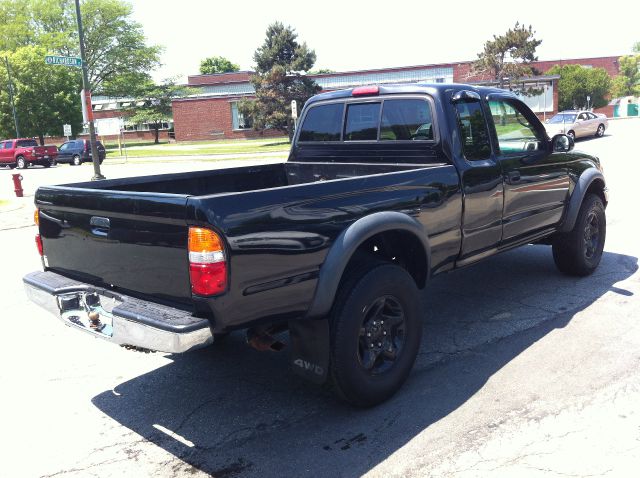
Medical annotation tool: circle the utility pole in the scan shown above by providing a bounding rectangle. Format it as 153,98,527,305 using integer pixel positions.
4,56,20,138
74,0,105,180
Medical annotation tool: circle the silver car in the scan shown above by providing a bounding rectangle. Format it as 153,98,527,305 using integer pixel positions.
544,110,608,140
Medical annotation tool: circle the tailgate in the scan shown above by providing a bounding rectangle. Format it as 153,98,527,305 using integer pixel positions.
35,146,57,156
36,186,192,305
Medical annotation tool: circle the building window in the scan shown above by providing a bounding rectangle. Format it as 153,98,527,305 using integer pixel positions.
231,102,252,130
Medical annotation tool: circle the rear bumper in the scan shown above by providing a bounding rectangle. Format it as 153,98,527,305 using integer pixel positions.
23,271,213,353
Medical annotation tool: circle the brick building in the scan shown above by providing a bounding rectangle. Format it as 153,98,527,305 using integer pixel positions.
172,55,620,142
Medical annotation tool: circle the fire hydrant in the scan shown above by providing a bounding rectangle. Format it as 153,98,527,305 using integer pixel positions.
12,173,24,198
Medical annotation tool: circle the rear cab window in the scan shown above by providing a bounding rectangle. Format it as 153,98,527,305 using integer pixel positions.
16,139,38,148
297,96,435,144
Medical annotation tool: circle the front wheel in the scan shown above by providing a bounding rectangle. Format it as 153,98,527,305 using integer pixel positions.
16,156,27,169
552,194,606,276
595,124,605,137
329,262,422,407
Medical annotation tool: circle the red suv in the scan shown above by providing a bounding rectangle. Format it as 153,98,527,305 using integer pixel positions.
0,139,58,169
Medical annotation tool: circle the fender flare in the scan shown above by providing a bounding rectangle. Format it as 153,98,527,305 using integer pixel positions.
305,211,431,319
559,169,606,233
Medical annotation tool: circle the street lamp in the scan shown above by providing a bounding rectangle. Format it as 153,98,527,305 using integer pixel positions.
74,0,105,180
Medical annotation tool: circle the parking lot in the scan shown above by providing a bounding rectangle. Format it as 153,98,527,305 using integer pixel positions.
2,120,639,477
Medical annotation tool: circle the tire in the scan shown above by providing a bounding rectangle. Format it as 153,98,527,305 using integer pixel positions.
595,124,605,137
72,154,82,166
329,261,422,407
16,156,27,169
552,194,606,276
567,130,575,140
43,162,51,168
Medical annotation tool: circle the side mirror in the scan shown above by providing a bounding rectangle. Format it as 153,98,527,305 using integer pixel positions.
551,133,574,152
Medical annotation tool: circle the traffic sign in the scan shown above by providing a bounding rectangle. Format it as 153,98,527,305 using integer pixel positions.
291,100,298,119
45,55,82,67
63,124,72,136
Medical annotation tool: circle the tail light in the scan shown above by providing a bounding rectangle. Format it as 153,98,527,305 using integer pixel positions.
34,209,43,256
35,235,43,256
188,227,227,296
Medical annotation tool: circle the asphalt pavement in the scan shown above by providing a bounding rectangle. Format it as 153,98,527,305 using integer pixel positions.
1,120,639,477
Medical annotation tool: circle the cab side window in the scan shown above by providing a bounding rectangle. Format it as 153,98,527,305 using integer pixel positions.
453,100,491,161
488,99,544,154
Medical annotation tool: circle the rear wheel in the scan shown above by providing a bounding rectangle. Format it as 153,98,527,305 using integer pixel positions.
552,194,606,276
72,154,81,166
16,156,27,169
595,124,605,137
329,261,422,407
567,130,575,140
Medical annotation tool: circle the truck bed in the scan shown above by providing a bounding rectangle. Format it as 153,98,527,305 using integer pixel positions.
36,161,457,316
74,162,425,195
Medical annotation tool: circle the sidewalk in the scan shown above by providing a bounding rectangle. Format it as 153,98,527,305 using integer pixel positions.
0,196,35,231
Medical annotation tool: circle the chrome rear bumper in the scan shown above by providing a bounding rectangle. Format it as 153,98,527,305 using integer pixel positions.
24,271,213,353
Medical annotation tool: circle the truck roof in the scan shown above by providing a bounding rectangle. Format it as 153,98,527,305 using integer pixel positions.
306,83,516,106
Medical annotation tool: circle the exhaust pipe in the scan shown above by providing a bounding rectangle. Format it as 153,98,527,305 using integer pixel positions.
246,324,286,352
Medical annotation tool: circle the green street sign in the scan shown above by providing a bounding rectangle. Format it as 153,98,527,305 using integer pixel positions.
45,55,82,67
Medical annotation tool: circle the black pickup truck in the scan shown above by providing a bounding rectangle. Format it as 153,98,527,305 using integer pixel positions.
24,84,607,406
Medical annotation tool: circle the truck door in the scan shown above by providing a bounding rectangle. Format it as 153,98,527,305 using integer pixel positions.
487,96,570,244
451,91,504,265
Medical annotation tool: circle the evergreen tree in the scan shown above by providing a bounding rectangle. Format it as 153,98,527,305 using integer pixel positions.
241,22,320,140
473,23,542,88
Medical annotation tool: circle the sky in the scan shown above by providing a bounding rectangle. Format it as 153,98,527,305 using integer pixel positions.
131,0,639,82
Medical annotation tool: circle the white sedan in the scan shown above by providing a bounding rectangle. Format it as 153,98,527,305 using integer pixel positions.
544,110,608,140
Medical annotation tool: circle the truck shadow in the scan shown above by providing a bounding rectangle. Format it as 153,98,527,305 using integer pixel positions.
92,246,637,477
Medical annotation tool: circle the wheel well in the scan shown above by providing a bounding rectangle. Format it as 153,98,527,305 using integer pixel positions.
347,230,428,288
586,178,607,207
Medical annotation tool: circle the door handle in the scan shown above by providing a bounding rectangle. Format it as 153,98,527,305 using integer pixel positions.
507,171,521,183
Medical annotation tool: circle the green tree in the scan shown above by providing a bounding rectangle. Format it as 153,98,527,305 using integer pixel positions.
0,45,82,143
473,22,542,88
240,22,320,140
547,64,612,110
123,80,186,144
0,0,162,96
199,56,239,74
610,54,640,98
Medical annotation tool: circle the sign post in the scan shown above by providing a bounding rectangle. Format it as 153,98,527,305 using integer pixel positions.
291,100,298,132
73,0,104,180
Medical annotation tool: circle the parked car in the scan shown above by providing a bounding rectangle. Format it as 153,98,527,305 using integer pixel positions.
544,110,608,140
0,138,57,169
24,84,607,407
56,139,106,166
